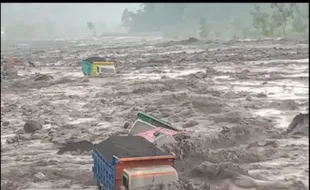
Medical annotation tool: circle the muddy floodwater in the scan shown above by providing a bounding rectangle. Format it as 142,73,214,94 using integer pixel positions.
1,37,309,190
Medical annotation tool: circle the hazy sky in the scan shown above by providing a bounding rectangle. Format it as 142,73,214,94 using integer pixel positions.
1,3,141,38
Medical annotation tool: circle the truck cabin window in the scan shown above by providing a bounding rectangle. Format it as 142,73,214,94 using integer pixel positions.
122,175,129,188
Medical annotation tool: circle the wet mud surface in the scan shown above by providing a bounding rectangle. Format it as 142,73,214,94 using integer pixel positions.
1,37,309,190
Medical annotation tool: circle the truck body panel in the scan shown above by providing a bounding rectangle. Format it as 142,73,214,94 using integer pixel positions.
129,114,185,150
82,61,93,76
92,136,175,190
93,62,115,76
129,119,157,136
123,165,178,189
81,57,115,76
136,111,180,131
136,127,178,143
93,150,119,190
115,156,175,189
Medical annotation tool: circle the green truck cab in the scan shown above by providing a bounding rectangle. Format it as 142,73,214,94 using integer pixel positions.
82,57,115,76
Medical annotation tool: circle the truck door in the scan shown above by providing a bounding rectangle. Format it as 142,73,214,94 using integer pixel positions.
122,173,129,190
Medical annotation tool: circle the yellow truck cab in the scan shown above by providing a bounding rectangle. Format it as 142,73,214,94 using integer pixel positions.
121,165,179,190
82,57,116,76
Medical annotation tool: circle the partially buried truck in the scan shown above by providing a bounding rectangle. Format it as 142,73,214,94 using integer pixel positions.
82,56,116,76
128,112,187,150
92,136,179,190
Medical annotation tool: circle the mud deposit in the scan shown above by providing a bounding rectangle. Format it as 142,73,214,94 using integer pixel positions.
1,37,309,190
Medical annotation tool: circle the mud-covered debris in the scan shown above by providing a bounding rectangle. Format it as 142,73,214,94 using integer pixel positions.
191,71,206,79
220,126,230,134
205,67,218,77
256,92,268,98
240,69,250,75
2,121,10,126
78,77,89,83
3,57,16,71
247,140,279,148
1,180,18,190
33,73,54,81
272,99,299,110
2,57,21,80
288,179,308,190
212,111,243,124
24,120,43,133
162,139,198,160
2,68,18,80
57,140,94,155
34,172,46,182
69,111,82,117
68,95,80,99
32,50,45,54
183,37,199,44
191,97,228,114
28,61,36,67
136,180,203,190
173,133,190,141
123,121,130,129
237,69,250,79
246,95,252,101
52,77,73,85
286,113,309,136
223,91,238,99
190,161,248,180
6,135,19,144
183,120,198,128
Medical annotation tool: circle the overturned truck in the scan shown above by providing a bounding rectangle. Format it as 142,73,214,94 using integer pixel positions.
128,112,187,150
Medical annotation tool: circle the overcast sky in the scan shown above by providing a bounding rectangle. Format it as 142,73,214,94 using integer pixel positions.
1,3,141,38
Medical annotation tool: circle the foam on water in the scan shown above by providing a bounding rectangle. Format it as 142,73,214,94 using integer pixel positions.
67,118,96,125
245,58,309,65
123,68,204,80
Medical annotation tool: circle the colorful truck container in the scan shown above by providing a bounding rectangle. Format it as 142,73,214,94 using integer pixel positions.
82,57,115,76
128,112,188,150
92,136,178,190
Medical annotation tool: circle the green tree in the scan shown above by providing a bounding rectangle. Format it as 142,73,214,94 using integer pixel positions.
250,4,275,37
291,4,308,34
270,3,294,37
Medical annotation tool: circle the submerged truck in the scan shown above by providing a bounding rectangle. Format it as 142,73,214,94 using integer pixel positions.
129,112,187,149
92,136,178,190
82,57,116,76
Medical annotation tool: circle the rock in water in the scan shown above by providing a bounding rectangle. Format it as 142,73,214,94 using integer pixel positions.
286,113,309,136
24,120,43,133
57,140,94,155
123,121,130,129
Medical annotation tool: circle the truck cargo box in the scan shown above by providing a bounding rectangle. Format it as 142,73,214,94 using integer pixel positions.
92,136,175,190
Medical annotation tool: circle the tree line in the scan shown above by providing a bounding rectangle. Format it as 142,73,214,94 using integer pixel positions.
121,3,308,38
